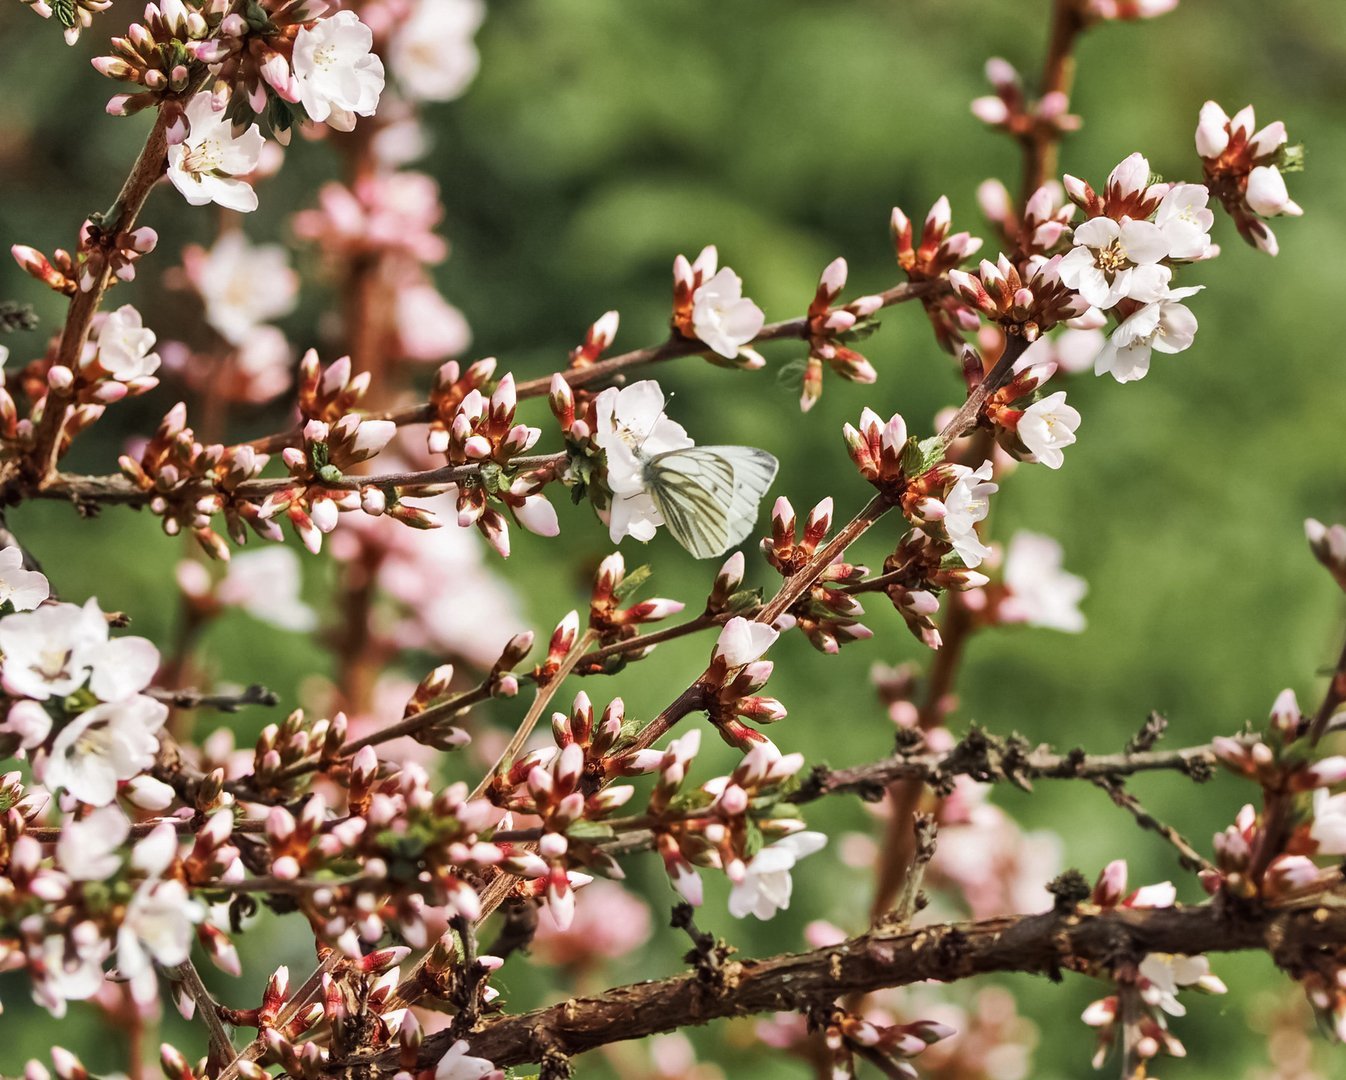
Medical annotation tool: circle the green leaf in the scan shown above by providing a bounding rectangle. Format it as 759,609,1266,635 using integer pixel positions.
566,820,616,841
837,318,880,344
725,587,763,613
52,0,76,28
1279,143,1306,174
613,563,652,602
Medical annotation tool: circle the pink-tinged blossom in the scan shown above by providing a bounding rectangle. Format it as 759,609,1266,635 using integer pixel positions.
1058,216,1171,310
1094,286,1202,383
1138,953,1227,1017
714,617,779,668
942,461,998,569
394,280,471,362
56,805,129,882
1,699,53,749
1001,532,1087,633
591,380,693,543
184,232,298,345
0,545,50,611
215,547,318,632
1016,391,1080,470
44,695,168,806
117,879,206,1004
691,266,766,360
1310,790,1346,855
1154,183,1216,261
434,1040,502,1080
292,12,386,132
166,94,264,212
727,831,826,920
93,305,160,381
0,595,160,714
390,0,485,103
532,879,652,966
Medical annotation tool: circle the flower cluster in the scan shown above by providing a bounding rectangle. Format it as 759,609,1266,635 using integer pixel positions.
670,246,766,367
1198,102,1303,255
798,258,883,411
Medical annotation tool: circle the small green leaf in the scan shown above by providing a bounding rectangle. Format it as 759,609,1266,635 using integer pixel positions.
613,563,652,602
837,318,881,344
725,587,763,613
1279,143,1306,174
317,464,342,486
566,820,616,841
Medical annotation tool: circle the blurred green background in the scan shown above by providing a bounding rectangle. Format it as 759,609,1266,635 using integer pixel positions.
2,0,1345,1076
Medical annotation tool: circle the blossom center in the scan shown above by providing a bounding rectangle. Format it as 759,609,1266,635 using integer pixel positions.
33,646,72,682
1094,239,1130,274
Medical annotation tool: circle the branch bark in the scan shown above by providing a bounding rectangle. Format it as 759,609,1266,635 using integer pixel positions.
357,901,1346,1072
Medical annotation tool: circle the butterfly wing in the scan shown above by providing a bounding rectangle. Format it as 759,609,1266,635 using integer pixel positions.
647,446,779,559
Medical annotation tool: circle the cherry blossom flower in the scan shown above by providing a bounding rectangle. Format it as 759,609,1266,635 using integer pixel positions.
1,699,53,749
1138,953,1227,1017
727,831,826,920
1016,391,1080,469
690,266,765,360
0,600,106,700
166,94,264,212
434,1039,502,1080
293,12,386,132
56,805,129,882
394,280,472,361
93,304,160,381
942,461,998,569
1197,102,1304,255
118,878,206,1004
713,617,780,669
1154,183,1216,261
1094,286,1202,383
1309,790,1346,855
591,380,693,543
215,547,317,632
44,695,168,806
1001,532,1087,632
1058,216,1171,310
390,0,485,103
33,929,108,1018
0,545,50,611
185,232,299,345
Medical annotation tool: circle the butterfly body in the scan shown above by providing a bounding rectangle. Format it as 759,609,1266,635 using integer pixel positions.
638,445,779,559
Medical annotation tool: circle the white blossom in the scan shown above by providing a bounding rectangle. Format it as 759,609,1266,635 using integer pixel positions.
293,11,386,132
591,380,693,543
1246,165,1303,219
1058,216,1171,310
1310,789,1346,855
95,305,161,381
942,461,998,569
434,1039,502,1080
1138,953,1227,1017
727,831,826,920
713,616,779,668
44,695,168,807
390,0,485,103
166,93,264,212
56,805,130,882
1017,391,1080,470
1094,286,1202,383
33,927,108,1018
0,545,50,611
1002,532,1087,633
117,878,206,1003
1154,183,1215,261
691,267,765,360
216,547,317,632
0,599,107,700
194,233,299,345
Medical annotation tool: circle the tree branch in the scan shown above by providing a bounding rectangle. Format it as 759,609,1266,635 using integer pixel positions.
356,901,1346,1072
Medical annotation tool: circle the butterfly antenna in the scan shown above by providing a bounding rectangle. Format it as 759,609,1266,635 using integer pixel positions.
635,392,675,454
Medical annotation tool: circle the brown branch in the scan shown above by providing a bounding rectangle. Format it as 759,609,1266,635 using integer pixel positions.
355,901,1346,1072
170,960,235,1070
1309,630,1346,745
1020,0,1086,203
28,454,567,509
243,280,944,455
1091,777,1218,876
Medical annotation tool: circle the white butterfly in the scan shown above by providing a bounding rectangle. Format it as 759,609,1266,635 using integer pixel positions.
634,445,779,559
